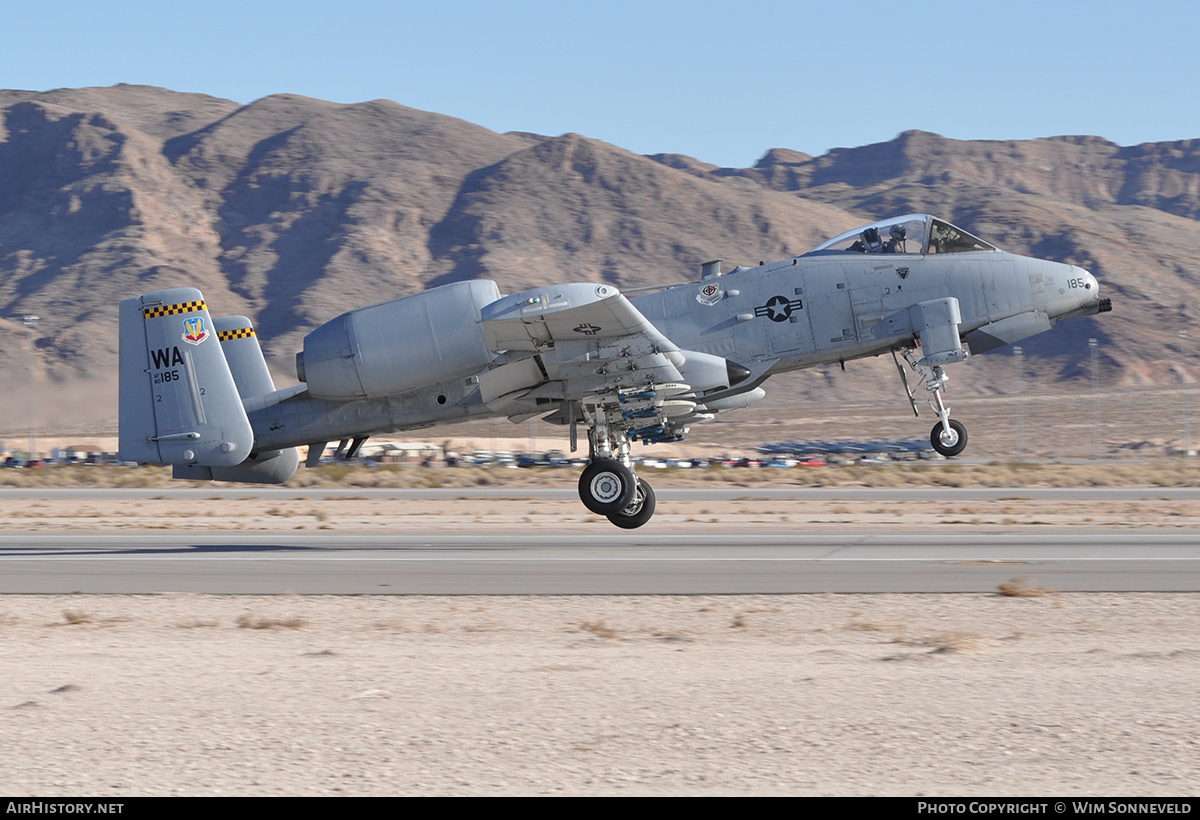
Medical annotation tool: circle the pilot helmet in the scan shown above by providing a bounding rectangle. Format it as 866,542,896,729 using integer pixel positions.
890,224,907,241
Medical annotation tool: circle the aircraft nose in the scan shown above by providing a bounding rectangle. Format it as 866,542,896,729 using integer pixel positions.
1073,266,1099,300
1060,266,1112,318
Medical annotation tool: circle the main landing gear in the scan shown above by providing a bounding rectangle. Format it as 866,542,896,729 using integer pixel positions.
575,391,684,529
607,478,656,530
578,459,658,529
893,348,969,459
578,459,636,514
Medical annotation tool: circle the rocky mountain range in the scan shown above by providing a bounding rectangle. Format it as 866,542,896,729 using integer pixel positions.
1,84,1196,434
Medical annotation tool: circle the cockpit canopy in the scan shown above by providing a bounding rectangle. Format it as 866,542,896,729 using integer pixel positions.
806,214,997,257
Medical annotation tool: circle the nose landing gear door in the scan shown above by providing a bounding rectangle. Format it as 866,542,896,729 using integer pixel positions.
911,297,968,367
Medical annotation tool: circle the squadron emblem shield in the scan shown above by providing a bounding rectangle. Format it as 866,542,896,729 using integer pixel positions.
181,316,209,345
696,283,724,306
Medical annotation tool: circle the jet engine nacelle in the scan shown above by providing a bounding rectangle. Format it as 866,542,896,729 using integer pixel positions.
297,280,502,401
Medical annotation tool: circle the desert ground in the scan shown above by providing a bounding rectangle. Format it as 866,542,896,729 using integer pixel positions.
2,592,1198,796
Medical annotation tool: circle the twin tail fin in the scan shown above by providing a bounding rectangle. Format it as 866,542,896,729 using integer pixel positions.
118,288,297,483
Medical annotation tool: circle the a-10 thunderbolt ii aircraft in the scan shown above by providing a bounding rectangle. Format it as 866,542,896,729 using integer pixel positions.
119,213,1111,528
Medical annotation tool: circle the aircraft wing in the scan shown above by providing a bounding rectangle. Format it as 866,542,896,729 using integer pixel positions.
477,283,686,416
480,283,676,351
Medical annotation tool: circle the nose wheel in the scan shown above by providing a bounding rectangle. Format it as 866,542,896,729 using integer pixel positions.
930,419,967,458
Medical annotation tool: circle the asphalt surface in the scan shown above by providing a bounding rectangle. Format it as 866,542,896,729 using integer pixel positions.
4,487,1199,595
3,530,1199,595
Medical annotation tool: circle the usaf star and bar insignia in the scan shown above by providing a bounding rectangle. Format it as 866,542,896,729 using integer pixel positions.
754,295,804,322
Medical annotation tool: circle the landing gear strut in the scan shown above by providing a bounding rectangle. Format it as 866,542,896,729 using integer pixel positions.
894,348,969,459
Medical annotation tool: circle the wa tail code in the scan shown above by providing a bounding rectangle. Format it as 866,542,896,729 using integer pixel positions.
149,346,185,369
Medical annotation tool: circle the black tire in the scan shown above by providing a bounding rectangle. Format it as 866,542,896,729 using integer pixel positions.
607,479,656,529
578,459,636,514
930,419,968,458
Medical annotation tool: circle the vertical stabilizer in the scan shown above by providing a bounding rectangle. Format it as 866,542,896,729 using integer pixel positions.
213,315,278,398
119,288,253,467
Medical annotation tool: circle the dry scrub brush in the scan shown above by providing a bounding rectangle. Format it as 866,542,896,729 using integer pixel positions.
235,613,306,630
997,576,1056,597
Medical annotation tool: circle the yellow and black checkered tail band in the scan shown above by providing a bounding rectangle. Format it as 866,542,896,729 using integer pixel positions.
142,300,207,319
217,327,256,342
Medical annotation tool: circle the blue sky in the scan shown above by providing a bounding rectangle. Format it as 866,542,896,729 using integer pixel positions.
4,0,1196,168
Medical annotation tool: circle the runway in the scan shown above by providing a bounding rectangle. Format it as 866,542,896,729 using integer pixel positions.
3,530,1199,594
7,486,1200,501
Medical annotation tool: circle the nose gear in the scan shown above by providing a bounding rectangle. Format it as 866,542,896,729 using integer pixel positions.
893,347,969,458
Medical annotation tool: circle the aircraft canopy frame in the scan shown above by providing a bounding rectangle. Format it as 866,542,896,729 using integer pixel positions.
806,214,998,257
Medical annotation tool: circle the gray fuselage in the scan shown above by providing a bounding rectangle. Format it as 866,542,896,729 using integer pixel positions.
244,245,1098,455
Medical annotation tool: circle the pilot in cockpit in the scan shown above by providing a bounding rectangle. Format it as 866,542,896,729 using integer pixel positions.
883,223,908,254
